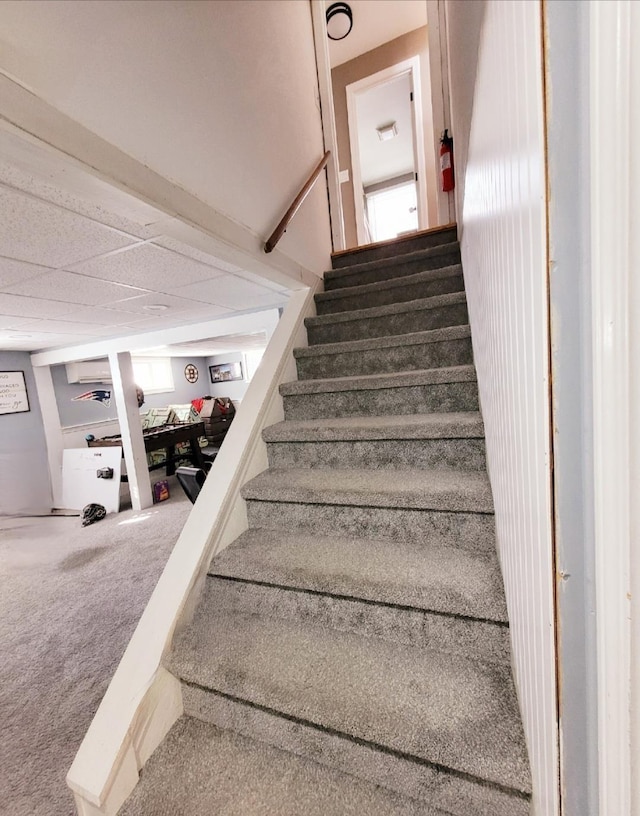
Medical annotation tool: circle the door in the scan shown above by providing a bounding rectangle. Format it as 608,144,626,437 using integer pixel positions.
346,57,428,245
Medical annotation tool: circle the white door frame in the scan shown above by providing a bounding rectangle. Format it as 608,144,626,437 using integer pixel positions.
345,57,428,246
310,0,345,252
426,0,455,225
590,2,639,814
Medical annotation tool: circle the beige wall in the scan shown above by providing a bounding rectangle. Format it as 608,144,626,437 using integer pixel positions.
0,0,332,275
332,26,438,248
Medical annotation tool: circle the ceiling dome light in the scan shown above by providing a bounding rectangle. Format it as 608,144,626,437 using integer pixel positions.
326,2,353,41
143,304,169,312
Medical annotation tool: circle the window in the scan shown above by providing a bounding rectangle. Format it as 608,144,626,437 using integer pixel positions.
131,357,174,394
365,181,418,243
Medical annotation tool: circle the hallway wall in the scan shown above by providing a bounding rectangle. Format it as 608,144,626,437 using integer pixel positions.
447,1,559,814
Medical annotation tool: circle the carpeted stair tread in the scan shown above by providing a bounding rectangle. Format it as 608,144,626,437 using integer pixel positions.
280,364,477,397
210,527,508,623
118,716,439,816
316,264,464,313
328,239,459,280
305,290,467,330
169,610,531,796
330,226,457,270
294,324,471,359
241,467,494,514
263,411,484,443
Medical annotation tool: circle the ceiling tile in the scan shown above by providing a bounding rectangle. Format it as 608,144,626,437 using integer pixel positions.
15,319,120,336
167,305,235,324
0,160,164,240
70,243,226,290
0,257,53,289
0,314,33,330
3,270,146,306
0,293,79,319
47,306,144,326
166,275,288,310
0,186,137,267
104,291,214,315
151,237,242,273
0,330,95,351
117,315,189,332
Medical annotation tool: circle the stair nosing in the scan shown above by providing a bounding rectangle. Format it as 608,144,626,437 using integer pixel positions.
326,241,460,280
262,412,485,442
181,680,531,801
207,572,509,627
241,466,494,515
306,291,467,328
294,325,471,359
316,264,463,303
280,364,477,396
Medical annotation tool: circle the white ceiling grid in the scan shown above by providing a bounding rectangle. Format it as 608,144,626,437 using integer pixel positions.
0,171,289,352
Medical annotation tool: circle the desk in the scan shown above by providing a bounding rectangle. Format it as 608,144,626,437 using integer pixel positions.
87,422,206,476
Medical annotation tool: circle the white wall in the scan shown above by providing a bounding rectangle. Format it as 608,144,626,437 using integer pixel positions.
447,1,558,814
544,2,598,813
0,0,332,274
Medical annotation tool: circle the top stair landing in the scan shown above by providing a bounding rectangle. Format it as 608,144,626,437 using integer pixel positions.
331,223,458,269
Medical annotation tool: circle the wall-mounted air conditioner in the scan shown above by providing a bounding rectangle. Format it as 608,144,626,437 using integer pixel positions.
66,360,112,384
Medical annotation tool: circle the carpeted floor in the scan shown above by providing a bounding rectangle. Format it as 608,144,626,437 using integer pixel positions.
0,478,192,816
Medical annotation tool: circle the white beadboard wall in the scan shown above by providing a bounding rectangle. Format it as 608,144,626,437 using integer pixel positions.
451,1,559,814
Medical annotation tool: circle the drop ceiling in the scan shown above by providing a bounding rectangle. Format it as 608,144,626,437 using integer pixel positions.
0,135,290,354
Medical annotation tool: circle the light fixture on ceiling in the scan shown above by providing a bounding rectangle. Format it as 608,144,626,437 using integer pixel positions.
376,122,398,142
143,304,170,312
326,2,353,41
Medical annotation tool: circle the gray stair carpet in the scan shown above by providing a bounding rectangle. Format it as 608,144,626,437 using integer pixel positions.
119,225,531,816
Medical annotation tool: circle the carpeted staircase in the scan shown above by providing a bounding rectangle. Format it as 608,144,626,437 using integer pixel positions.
119,226,532,816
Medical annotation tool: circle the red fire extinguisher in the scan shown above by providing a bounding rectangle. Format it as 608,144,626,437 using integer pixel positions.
440,129,455,192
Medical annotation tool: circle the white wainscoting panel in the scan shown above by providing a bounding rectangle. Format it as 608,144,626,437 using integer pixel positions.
454,2,559,814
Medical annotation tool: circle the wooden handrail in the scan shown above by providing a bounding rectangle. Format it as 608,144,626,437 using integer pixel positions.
264,150,330,253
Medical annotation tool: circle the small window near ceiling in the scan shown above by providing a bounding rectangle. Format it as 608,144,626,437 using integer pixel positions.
244,349,266,380
131,357,174,394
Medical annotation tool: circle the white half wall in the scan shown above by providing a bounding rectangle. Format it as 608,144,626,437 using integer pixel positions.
0,0,332,273
447,1,558,814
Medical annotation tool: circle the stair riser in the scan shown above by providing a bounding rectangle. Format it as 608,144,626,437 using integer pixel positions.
307,302,469,345
296,337,473,380
182,685,528,816
209,577,509,664
331,230,458,269
265,437,486,471
283,381,479,421
318,273,464,316
246,501,496,555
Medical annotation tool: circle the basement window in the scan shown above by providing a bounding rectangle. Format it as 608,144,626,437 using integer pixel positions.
131,357,174,394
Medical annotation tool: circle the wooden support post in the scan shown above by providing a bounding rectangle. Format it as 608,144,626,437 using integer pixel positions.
109,352,153,511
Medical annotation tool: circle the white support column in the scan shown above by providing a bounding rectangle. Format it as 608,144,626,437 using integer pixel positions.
31,363,64,508
108,352,153,511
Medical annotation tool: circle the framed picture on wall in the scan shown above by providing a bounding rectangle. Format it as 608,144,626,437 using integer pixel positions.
209,361,243,383
0,370,30,415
